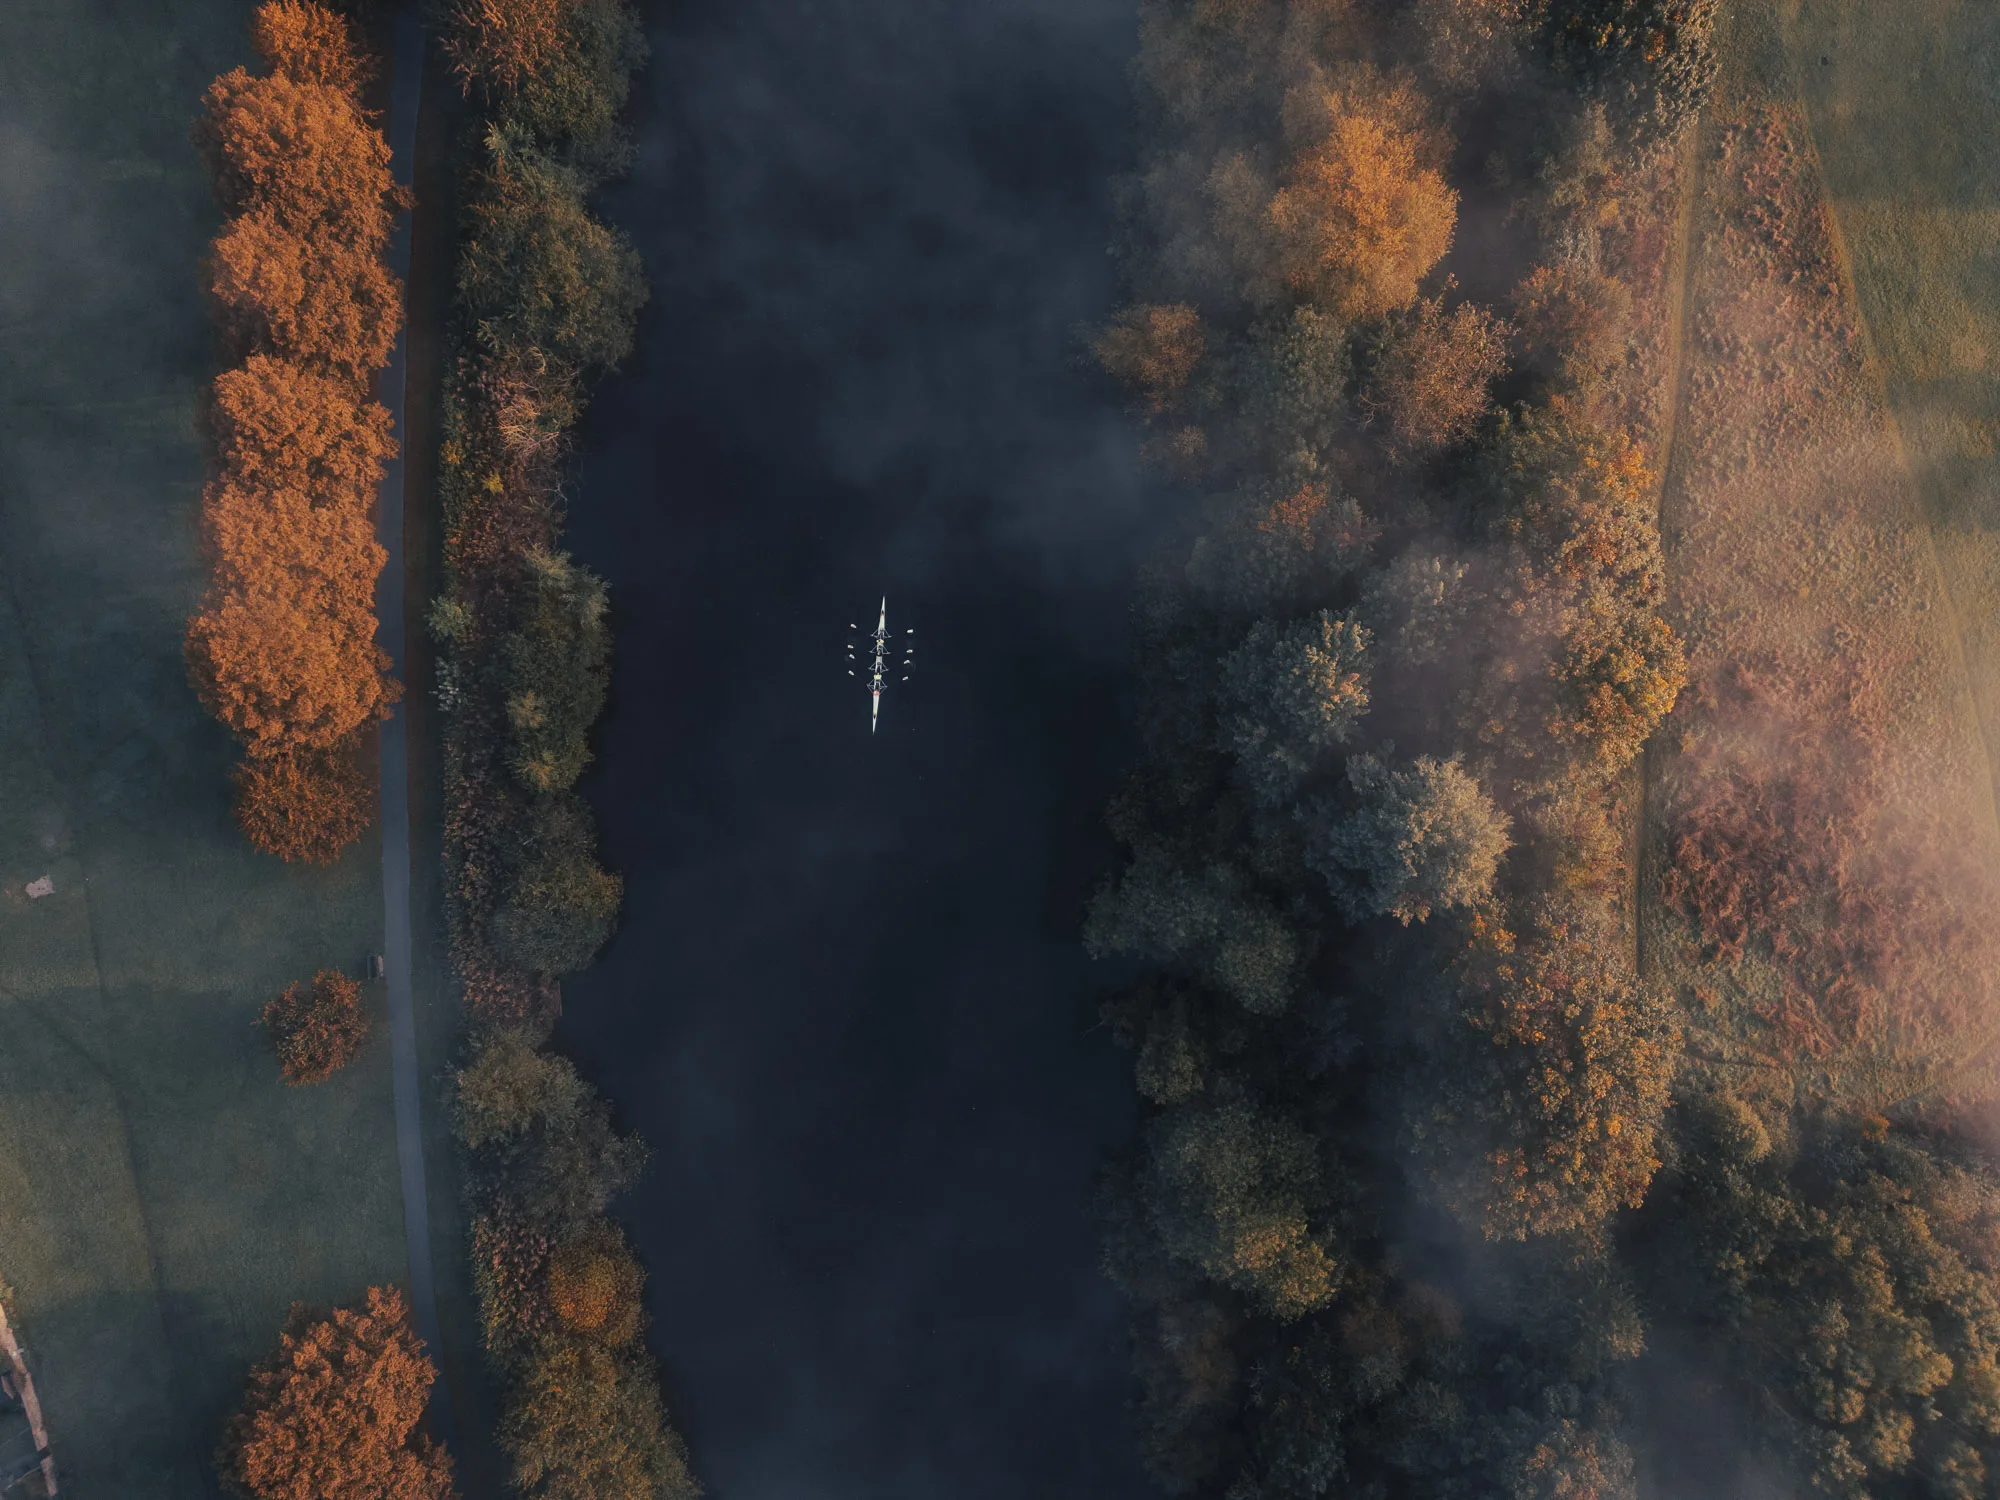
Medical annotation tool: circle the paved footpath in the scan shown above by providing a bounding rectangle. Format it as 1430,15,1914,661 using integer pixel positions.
377,2,458,1447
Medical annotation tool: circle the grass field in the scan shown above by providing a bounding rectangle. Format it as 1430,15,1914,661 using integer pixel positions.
0,3,412,1493
1780,0,2000,895
1641,0,2000,1114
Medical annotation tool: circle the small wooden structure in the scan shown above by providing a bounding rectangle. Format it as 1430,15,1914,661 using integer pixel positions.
0,1304,55,1496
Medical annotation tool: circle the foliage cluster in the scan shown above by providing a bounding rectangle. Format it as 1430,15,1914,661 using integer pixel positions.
452,1032,696,1500
1639,1103,2000,1498
186,2,402,863
424,2,694,1495
217,1286,456,1500
1094,0,2000,1494
1081,0,1740,1493
263,968,373,1085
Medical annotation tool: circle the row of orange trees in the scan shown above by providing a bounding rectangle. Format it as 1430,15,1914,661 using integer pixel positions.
187,0,403,864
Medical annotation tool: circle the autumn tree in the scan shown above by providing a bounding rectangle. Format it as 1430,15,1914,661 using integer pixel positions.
1185,479,1378,619
233,739,374,864
191,2,403,860
1358,547,1474,674
1362,294,1512,458
1093,303,1206,415
187,587,398,757
196,67,397,252
1235,304,1354,469
1308,753,1510,924
263,969,372,1084
208,213,404,381
218,1286,456,1500
1511,263,1633,400
1215,610,1372,807
1544,0,1720,147
547,1224,644,1345
1408,901,1677,1240
210,355,396,498
1485,406,1685,770
1642,1110,2000,1497
1266,74,1459,319
500,1340,699,1500
251,0,372,95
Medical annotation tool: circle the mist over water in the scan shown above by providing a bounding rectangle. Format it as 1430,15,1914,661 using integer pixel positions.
552,0,1173,1495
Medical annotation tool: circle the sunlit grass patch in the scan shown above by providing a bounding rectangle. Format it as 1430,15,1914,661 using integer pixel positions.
1643,3,2000,1113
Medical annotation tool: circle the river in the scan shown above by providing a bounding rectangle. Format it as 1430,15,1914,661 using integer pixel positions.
552,0,1169,1495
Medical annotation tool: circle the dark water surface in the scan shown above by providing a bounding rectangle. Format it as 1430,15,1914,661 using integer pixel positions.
554,1,1171,1495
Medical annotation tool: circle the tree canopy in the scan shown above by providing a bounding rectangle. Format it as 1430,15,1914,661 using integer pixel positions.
218,1287,456,1500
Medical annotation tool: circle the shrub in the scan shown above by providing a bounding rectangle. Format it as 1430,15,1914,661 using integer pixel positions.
471,1200,558,1359
546,1224,643,1345
502,549,610,793
1362,293,1511,458
442,0,576,98
489,793,622,975
500,1339,700,1500
233,738,374,864
217,1286,456,1500
450,0,648,171
1267,74,1458,319
459,134,646,373
1308,753,1510,924
1511,263,1633,397
263,969,372,1084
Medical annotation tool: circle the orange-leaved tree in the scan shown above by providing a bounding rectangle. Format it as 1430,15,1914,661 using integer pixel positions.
195,67,398,251
1267,75,1458,319
189,0,405,861
218,1286,456,1499
234,742,375,866
207,212,403,382
250,0,374,95
263,968,373,1084
187,587,397,759
211,354,396,497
